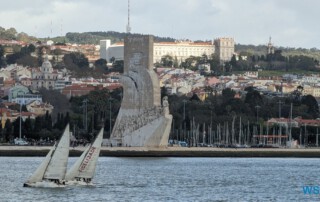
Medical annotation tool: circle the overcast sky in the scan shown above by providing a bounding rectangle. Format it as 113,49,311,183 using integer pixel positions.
1,0,319,48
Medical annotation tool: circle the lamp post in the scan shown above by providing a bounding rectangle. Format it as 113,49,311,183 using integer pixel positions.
255,105,260,123
182,99,187,120
82,99,88,132
19,100,22,140
182,99,187,142
18,93,25,140
278,100,283,118
109,98,114,136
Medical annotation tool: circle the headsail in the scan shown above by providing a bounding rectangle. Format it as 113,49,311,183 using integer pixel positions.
25,147,55,184
65,127,103,180
65,146,90,181
43,124,70,180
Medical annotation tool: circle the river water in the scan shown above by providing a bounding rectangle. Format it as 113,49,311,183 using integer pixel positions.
1,157,319,202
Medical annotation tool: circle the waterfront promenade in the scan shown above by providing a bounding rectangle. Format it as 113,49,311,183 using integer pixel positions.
1,146,320,157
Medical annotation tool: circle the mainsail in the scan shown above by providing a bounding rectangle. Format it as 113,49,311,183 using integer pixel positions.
65,127,103,181
25,124,70,184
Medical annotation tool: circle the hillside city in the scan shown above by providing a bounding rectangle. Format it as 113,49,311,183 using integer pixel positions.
1,27,320,147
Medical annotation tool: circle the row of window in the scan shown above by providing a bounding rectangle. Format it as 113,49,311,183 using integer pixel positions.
154,47,212,51
154,50,213,56
31,81,54,85
34,75,58,80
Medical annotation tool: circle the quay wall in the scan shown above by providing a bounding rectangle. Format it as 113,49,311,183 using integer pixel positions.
1,146,320,157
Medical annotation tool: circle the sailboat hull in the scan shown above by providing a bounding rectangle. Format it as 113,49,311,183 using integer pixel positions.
23,181,66,188
65,180,93,186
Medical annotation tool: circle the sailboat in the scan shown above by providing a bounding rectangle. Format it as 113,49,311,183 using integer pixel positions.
65,127,104,185
23,124,70,188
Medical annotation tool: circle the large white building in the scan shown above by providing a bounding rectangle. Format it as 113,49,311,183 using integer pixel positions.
100,38,234,64
153,41,214,63
100,40,125,62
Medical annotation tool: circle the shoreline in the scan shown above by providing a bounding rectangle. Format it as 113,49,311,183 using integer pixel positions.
1,146,320,157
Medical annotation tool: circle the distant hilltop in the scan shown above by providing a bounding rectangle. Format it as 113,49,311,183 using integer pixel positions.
1,27,320,60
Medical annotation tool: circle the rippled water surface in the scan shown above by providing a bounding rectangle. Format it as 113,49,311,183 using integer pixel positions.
1,157,319,202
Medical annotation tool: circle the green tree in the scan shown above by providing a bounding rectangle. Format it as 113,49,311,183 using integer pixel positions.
208,54,220,74
301,95,319,118
244,88,263,107
45,111,53,131
0,45,6,67
27,44,36,53
161,55,174,67
230,55,237,68
64,112,70,126
4,119,13,142
52,48,63,65
16,55,37,67
222,88,235,102
12,117,22,138
63,52,89,69
173,56,179,68
24,117,33,139
94,58,108,73
33,116,44,135
112,60,124,73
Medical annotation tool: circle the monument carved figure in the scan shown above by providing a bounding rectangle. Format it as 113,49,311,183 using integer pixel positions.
108,35,172,147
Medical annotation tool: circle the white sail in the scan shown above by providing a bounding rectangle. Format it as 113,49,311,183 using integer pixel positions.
66,127,103,180
25,147,55,183
43,124,70,180
65,146,90,181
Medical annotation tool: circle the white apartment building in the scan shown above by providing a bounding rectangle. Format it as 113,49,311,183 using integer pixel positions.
153,41,214,63
100,37,234,64
100,40,125,62
13,94,43,105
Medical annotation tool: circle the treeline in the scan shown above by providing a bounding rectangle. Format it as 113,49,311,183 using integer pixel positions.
63,31,175,44
228,49,320,72
157,53,223,75
236,44,320,62
1,86,319,143
1,88,122,143
1,111,64,142
0,26,37,42
166,86,320,142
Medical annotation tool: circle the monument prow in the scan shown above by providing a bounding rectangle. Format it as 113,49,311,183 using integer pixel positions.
108,35,172,147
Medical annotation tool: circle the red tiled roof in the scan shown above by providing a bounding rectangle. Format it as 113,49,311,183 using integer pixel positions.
155,42,212,46
63,85,96,91
106,84,122,91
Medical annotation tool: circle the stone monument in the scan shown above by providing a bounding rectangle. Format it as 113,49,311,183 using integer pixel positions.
109,35,172,147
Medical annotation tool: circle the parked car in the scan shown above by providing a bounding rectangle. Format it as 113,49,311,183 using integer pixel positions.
178,141,188,147
14,138,29,145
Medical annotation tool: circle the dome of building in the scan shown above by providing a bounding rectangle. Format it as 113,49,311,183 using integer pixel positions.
40,55,53,73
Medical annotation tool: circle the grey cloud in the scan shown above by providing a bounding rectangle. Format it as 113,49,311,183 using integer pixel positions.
1,0,319,48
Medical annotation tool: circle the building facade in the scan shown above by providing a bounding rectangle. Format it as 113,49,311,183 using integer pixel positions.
214,37,235,62
153,41,214,63
31,56,59,90
8,84,30,102
100,40,124,62
100,37,234,64
26,100,54,115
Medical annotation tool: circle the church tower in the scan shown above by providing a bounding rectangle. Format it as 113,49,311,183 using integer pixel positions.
267,36,274,54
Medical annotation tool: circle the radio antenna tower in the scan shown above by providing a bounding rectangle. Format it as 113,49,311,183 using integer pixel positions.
126,0,131,33
60,19,63,37
50,20,53,38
